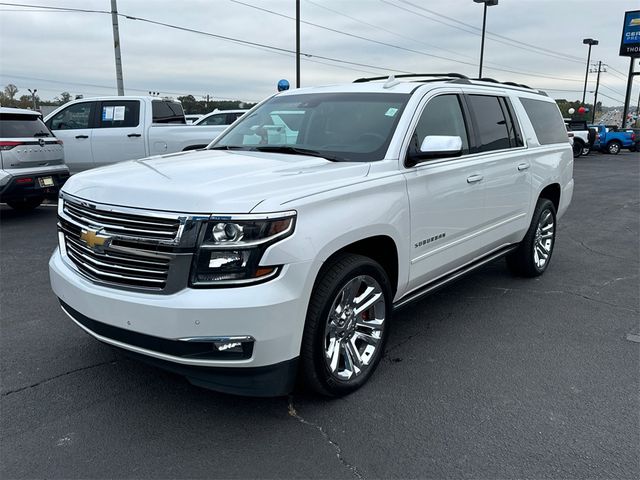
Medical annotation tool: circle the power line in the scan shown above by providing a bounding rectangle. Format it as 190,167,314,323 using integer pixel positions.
0,2,413,74
231,0,583,84
229,0,479,68
304,0,582,83
394,0,584,63
382,0,585,66
597,91,625,104
305,0,482,64
599,82,626,98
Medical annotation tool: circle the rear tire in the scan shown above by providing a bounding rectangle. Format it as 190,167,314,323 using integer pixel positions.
607,141,621,155
6,197,43,211
300,253,392,396
507,199,556,277
572,139,584,158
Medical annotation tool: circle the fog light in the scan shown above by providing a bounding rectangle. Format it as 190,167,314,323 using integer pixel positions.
215,341,242,351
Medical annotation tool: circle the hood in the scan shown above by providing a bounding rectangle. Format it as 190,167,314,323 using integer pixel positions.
61,150,370,213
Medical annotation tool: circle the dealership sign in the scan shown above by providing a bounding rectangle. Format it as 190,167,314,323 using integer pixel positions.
620,10,640,57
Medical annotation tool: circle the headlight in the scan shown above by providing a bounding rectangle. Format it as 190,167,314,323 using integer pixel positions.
190,212,296,287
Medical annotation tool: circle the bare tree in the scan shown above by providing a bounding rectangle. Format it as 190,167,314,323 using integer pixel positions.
4,84,18,100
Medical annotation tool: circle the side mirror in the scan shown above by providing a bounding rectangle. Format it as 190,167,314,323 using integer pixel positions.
407,135,463,167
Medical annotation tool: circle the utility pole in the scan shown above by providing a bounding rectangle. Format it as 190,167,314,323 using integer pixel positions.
27,88,37,110
581,38,598,105
296,0,300,88
621,59,638,128
591,61,605,124
110,0,125,96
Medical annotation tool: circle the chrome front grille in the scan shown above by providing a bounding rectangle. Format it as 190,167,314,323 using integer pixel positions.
58,195,190,292
63,197,181,240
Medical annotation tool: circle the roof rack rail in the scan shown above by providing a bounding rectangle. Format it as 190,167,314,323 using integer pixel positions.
353,73,469,83
448,77,547,96
472,77,534,90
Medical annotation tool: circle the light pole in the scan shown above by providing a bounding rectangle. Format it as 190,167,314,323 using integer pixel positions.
27,88,37,110
474,0,498,79
581,38,598,105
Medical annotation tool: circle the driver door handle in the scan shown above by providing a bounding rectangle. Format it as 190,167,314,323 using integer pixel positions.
75,135,89,139
518,162,530,171
127,133,142,138
466,174,483,184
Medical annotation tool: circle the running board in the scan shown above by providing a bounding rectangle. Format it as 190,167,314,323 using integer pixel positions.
393,245,518,311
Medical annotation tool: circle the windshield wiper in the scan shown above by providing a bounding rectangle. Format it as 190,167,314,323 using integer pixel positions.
209,145,250,150
33,131,51,137
253,145,341,162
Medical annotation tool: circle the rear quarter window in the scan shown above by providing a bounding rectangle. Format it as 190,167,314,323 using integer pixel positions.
152,101,186,124
520,98,568,145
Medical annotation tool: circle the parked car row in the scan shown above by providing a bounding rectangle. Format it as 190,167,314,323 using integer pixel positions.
565,119,637,158
1,99,249,210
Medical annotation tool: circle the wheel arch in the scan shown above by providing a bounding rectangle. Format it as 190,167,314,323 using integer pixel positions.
538,182,561,212
321,235,399,297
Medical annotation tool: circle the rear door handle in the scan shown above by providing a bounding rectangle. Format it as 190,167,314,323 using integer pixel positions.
466,174,483,184
127,133,142,138
518,162,530,171
75,135,89,139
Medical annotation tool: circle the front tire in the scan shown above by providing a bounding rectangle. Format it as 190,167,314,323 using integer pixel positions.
507,198,557,277
300,254,392,396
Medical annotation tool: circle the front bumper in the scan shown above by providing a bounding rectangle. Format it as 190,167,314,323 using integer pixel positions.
49,248,314,396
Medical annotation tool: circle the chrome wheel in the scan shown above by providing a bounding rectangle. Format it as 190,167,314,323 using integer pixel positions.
533,209,555,269
324,275,386,381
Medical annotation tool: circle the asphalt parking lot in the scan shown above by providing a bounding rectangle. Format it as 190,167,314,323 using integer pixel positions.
1,152,638,479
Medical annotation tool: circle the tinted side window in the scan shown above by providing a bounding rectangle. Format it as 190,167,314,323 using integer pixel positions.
0,114,52,138
226,112,244,124
97,101,140,128
468,95,511,152
202,114,227,126
412,94,469,154
520,98,568,145
152,101,186,124
49,102,94,130
500,97,524,147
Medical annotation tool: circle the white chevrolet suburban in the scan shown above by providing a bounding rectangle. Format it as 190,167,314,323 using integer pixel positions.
49,74,574,397
44,97,227,173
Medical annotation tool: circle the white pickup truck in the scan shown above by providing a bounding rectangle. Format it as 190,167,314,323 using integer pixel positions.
44,96,228,173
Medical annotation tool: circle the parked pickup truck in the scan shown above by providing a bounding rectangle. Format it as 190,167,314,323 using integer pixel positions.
589,124,635,155
44,97,229,173
564,119,595,157
50,75,573,397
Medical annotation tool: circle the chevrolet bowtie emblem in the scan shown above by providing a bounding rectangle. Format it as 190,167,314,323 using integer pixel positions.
80,228,112,251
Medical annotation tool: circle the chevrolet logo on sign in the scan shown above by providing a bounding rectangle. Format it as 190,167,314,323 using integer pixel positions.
80,228,112,252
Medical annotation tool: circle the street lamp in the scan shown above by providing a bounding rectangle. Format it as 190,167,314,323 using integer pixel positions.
474,0,498,79
581,38,598,105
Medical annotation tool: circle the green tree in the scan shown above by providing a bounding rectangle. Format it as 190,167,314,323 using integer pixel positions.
55,91,72,105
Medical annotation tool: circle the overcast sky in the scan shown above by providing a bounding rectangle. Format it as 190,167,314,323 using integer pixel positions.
0,0,638,106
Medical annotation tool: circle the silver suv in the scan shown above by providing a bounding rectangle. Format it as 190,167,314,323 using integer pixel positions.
0,107,69,210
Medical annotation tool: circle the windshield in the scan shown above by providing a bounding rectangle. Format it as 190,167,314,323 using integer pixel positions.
210,92,410,162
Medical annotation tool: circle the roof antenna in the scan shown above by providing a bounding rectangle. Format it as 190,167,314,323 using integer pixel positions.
383,74,400,89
